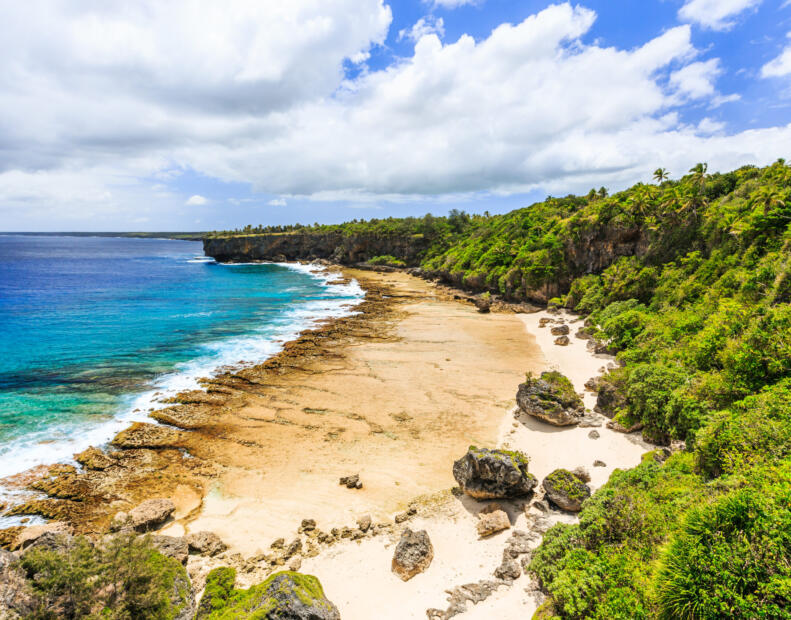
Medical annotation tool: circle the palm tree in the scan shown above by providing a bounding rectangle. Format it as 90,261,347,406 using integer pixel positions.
653,168,670,184
689,163,708,188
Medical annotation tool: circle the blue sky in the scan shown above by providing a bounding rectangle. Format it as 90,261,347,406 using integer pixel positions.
1,0,790,231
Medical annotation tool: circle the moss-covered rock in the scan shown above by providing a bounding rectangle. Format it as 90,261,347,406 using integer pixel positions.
453,446,537,499
517,371,585,426
196,566,236,619
205,571,340,619
542,469,591,512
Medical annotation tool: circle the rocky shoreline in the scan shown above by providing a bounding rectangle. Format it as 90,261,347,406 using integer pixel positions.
0,265,658,618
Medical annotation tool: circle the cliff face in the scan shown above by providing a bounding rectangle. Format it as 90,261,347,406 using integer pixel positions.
203,233,430,266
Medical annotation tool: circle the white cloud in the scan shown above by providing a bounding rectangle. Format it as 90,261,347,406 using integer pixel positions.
679,0,762,31
428,0,480,8
0,1,790,229
698,117,726,134
186,194,208,205
268,198,287,206
762,42,791,77
399,16,445,42
670,59,723,100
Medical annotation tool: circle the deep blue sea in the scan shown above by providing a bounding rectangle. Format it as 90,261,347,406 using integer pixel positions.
0,235,362,480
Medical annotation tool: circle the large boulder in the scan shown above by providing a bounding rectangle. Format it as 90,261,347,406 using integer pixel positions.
186,531,226,557
111,498,176,533
516,371,585,426
392,528,434,582
199,570,340,619
149,535,189,565
542,469,591,512
453,447,537,500
14,522,73,551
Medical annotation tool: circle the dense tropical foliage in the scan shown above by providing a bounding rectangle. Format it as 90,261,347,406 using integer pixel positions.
219,160,791,618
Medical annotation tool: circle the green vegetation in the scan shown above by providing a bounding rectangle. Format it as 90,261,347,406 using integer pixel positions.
221,160,791,618
367,254,406,267
544,469,590,503
527,371,583,410
20,533,191,619
203,570,334,618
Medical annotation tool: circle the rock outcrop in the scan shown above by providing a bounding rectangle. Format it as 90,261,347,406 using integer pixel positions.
476,505,511,537
0,549,35,618
543,469,591,512
392,528,434,581
197,569,340,619
186,531,226,557
452,447,537,500
14,522,73,551
516,371,585,426
111,498,175,533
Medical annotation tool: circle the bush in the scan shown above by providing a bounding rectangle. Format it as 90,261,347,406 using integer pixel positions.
20,533,191,620
655,466,791,619
367,255,406,267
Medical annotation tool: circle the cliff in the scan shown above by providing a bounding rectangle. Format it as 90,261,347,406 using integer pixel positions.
203,232,430,266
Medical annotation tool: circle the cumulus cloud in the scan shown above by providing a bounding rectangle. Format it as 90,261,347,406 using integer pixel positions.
762,40,791,77
186,195,208,205
0,1,789,229
268,198,287,206
678,0,762,31
399,16,445,42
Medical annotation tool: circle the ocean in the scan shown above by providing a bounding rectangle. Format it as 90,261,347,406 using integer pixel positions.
0,235,362,482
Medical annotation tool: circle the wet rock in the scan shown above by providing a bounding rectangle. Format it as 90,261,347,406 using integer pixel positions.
476,505,510,538
543,469,591,512
392,528,433,581
339,474,362,489
588,430,600,439
550,324,570,336
593,460,607,467
149,535,189,565
110,422,184,449
452,447,537,500
516,371,585,427
554,335,570,346
111,498,175,533
74,446,114,470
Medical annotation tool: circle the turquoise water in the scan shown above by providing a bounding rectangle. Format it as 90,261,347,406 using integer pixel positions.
0,235,362,478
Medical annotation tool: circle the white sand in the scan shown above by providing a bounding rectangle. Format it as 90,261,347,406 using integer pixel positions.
190,310,650,619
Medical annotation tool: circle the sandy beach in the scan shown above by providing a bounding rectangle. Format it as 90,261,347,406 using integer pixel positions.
2,267,652,618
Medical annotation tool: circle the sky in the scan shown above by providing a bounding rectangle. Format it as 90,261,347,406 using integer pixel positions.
1,0,791,231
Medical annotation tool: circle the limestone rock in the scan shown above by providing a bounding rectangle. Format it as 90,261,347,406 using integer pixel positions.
110,422,184,449
516,371,585,427
74,446,114,470
474,297,491,314
149,535,189,565
452,447,537,500
356,515,372,533
543,469,591,512
186,531,227,557
15,522,73,551
588,430,600,439
339,474,362,489
111,498,175,533
392,528,433,581
476,505,510,537
494,557,521,581
550,324,570,336
593,460,607,467
554,335,570,346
